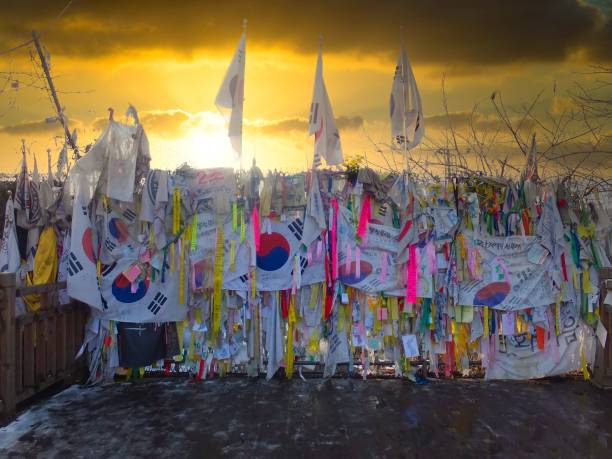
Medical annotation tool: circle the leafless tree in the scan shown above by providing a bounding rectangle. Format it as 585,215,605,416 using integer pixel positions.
365,69,612,199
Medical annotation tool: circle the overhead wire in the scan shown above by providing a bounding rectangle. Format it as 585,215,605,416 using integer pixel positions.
0,39,34,58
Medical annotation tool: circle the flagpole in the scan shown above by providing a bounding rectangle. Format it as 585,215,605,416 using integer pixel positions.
241,17,247,174
400,26,409,175
313,34,323,171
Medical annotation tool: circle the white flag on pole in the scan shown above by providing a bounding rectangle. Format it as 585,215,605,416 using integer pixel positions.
523,133,538,181
215,27,246,159
47,148,54,186
308,44,343,167
0,197,21,273
390,44,424,150
14,147,30,220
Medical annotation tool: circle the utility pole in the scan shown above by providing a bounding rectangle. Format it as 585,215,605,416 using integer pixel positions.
31,30,79,159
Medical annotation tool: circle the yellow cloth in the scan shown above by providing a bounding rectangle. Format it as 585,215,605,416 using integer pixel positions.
24,226,58,311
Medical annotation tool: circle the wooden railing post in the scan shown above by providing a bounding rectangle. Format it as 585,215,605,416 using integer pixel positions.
593,267,612,388
0,272,17,424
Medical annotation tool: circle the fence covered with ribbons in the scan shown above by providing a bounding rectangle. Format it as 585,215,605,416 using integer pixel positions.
2,119,610,383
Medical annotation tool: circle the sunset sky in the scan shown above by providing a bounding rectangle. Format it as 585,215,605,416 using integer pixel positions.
0,0,611,176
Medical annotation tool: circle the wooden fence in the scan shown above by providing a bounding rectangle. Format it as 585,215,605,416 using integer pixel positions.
593,268,612,388
0,273,88,425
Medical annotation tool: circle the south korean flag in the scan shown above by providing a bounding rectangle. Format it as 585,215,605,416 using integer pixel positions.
67,193,103,309
99,257,187,323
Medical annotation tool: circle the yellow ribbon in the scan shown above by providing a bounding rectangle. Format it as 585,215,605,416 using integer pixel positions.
232,201,238,233
179,234,185,304
286,296,296,379
212,224,224,337
149,223,155,247
577,224,595,239
191,214,197,251
309,283,320,309
230,239,236,272
240,209,245,243
251,268,257,299
389,297,399,321
581,345,590,381
429,299,436,331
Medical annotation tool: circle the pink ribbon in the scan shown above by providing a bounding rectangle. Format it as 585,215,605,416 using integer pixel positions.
252,206,261,253
357,194,371,245
331,198,339,280
406,244,417,304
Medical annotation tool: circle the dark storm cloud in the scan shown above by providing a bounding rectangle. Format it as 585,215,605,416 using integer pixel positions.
0,0,610,65
425,112,536,134
255,116,363,134
0,119,64,135
88,110,363,136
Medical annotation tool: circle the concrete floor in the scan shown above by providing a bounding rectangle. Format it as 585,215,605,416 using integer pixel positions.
1,377,611,458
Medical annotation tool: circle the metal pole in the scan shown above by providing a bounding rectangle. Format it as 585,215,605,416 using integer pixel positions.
31,30,79,159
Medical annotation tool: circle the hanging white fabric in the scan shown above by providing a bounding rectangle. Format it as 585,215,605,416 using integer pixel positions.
390,44,424,150
215,27,246,159
106,122,149,202
0,196,21,273
308,44,343,167
301,170,326,247
67,192,102,309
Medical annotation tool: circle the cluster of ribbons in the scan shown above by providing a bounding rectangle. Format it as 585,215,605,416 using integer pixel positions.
65,164,608,383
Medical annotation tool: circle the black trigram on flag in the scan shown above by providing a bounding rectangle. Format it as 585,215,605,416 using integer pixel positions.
101,296,108,310
122,208,137,223
105,238,117,252
101,262,116,277
67,252,83,276
291,255,309,276
239,274,249,284
81,206,88,217
309,102,319,127
147,292,167,315
378,203,387,219
288,218,303,241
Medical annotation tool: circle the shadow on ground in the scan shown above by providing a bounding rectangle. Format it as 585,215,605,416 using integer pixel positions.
1,378,611,458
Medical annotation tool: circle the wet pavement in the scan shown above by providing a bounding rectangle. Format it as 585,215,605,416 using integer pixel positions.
1,377,611,458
